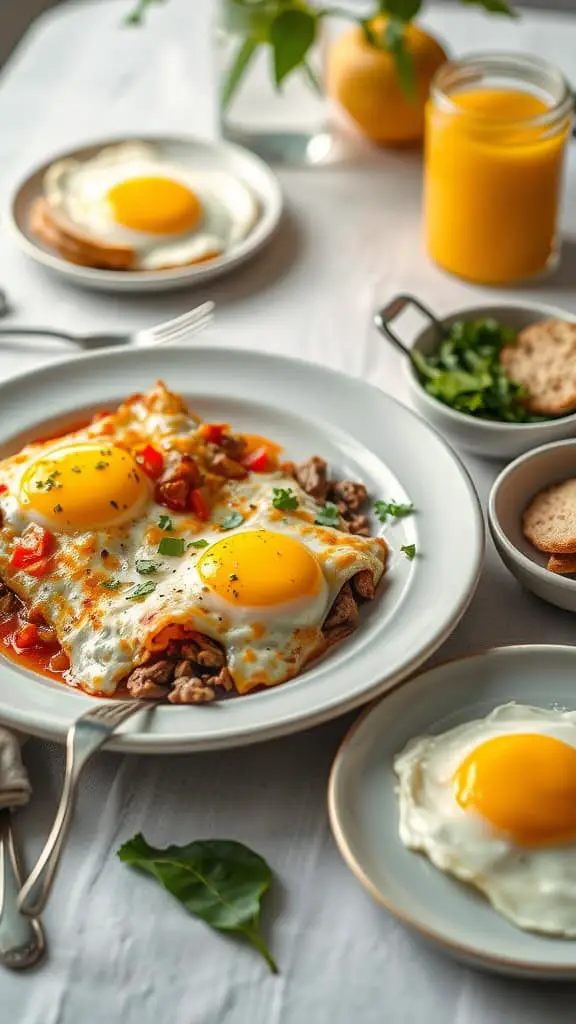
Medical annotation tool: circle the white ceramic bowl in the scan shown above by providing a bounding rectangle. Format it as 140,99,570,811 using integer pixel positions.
489,439,576,612
375,296,576,459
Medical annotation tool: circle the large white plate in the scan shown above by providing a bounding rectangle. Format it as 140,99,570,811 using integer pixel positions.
8,135,283,292
0,346,483,752
328,645,576,980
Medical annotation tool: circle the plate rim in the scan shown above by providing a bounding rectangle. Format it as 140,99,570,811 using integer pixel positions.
328,643,576,978
0,343,484,753
7,132,283,290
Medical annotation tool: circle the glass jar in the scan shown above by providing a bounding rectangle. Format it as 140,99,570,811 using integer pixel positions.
214,0,332,165
423,53,573,285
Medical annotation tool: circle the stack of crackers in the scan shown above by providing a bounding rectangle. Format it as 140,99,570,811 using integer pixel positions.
524,480,576,575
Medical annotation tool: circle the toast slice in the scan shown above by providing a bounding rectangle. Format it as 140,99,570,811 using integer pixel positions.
522,479,576,553
500,319,576,416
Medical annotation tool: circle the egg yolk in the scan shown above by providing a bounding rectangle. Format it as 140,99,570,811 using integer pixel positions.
19,443,148,529
454,733,576,847
197,529,323,607
107,176,202,235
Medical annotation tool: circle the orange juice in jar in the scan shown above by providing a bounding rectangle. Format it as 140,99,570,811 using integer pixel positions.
424,54,573,285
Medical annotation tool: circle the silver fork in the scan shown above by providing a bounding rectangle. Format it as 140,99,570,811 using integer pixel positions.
18,700,149,918
0,300,214,351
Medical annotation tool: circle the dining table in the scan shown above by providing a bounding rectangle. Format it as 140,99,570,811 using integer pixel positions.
2,0,576,1021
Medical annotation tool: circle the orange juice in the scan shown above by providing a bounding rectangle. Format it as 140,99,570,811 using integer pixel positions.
424,55,573,285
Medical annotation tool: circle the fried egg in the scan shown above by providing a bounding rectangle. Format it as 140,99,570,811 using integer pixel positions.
43,142,259,269
0,383,386,697
395,703,576,936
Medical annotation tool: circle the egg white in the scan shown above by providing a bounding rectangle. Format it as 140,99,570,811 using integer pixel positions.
395,703,576,937
43,142,259,269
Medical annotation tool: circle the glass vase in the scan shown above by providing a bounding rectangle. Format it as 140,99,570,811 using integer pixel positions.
214,0,332,165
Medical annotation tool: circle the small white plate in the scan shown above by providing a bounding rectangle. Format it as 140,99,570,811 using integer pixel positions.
8,135,283,293
0,345,483,753
329,645,576,980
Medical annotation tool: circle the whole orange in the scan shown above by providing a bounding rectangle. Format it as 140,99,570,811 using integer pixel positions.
326,19,448,145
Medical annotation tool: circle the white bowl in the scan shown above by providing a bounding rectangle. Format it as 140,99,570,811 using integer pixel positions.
375,296,576,459
489,439,576,612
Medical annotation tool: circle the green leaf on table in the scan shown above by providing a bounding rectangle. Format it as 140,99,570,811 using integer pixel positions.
384,18,415,98
378,0,423,21
270,9,317,90
458,0,517,16
117,833,278,973
221,37,259,112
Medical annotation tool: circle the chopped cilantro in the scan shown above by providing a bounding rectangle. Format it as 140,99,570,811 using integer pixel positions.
401,544,416,561
220,511,244,530
272,487,298,511
158,537,185,556
102,579,122,590
95,461,109,470
374,500,415,523
315,502,340,528
136,559,162,575
158,514,173,531
126,581,157,600
188,539,209,549
53,503,63,513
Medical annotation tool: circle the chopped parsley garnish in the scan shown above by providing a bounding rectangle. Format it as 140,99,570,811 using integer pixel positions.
272,487,298,511
95,461,109,470
220,511,244,530
102,579,122,590
136,559,162,575
158,514,173,531
374,500,415,523
411,318,548,423
36,469,62,492
229,573,238,581
126,581,157,600
401,544,416,561
158,537,185,556
315,502,340,528
188,539,209,549
53,503,63,513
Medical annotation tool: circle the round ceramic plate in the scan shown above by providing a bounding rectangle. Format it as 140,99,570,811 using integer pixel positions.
328,645,576,980
0,345,483,753
8,135,283,292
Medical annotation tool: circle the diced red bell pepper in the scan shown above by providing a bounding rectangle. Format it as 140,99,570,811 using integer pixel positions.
201,423,227,444
137,444,165,480
243,447,269,472
190,488,209,521
0,484,7,495
10,524,54,570
23,557,53,579
14,623,39,649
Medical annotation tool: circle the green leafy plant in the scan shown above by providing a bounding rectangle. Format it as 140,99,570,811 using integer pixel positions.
126,0,516,109
118,833,278,972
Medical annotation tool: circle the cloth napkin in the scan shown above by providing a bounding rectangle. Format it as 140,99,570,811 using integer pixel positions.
0,727,31,809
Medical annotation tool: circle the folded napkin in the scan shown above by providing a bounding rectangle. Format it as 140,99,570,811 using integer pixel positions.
0,727,31,809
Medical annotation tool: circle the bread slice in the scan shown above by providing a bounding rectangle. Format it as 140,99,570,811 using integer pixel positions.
523,479,576,553
547,553,576,575
500,319,576,416
29,197,136,271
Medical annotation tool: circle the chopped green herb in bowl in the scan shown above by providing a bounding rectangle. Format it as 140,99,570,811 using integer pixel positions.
411,319,547,424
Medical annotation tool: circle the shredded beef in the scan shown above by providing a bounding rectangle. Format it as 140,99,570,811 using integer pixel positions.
323,582,358,632
352,569,376,601
209,452,247,479
347,515,370,536
126,659,174,699
219,434,248,461
0,589,16,619
296,457,328,500
155,478,189,512
155,454,203,511
168,678,216,704
328,480,368,512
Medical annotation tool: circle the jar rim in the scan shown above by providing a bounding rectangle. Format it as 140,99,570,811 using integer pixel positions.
430,51,574,130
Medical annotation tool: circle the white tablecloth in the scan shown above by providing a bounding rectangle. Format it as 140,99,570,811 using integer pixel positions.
2,2,576,1020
